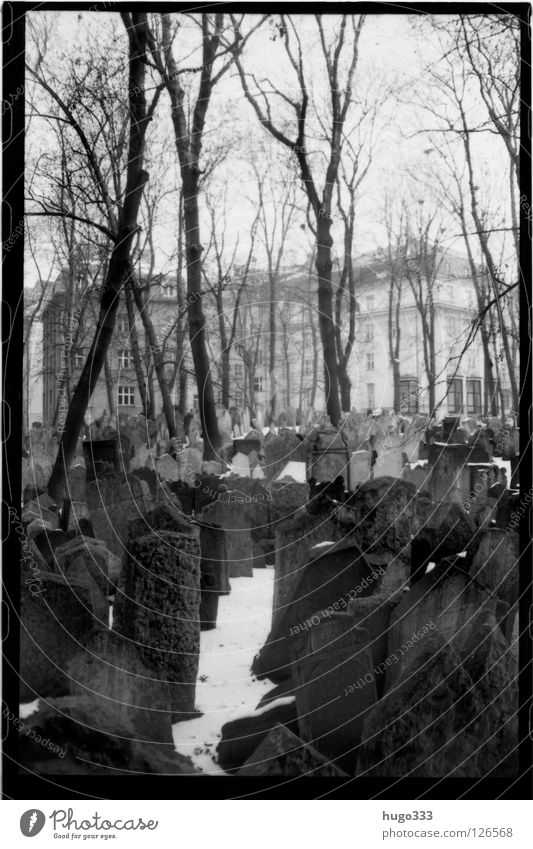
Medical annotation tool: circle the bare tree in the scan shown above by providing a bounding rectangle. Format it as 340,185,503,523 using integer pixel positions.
143,12,264,460
35,13,160,499
232,13,366,426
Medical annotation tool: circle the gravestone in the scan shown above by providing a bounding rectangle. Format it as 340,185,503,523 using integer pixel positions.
349,450,372,487
200,492,256,578
270,505,348,634
291,615,377,772
344,477,432,558
375,433,404,478
254,539,377,683
384,567,502,692
470,528,519,638
18,696,199,776
85,473,150,562
65,628,174,744
238,724,349,777
270,481,308,523
19,571,95,702
263,430,305,482
113,531,201,720
356,632,489,777
217,700,299,773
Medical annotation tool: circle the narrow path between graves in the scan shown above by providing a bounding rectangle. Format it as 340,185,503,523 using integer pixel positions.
172,568,275,775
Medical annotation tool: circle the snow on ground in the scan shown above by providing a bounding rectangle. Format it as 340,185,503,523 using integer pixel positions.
172,567,275,775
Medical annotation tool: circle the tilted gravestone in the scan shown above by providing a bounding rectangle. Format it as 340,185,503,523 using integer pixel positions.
254,538,377,684
270,505,348,634
238,723,349,777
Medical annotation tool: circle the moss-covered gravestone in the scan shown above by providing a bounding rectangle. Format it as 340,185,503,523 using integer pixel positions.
113,531,201,721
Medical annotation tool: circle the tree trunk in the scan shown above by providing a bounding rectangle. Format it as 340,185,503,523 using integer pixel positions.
125,278,151,418
269,276,277,420
182,173,221,458
130,279,176,437
309,306,319,410
315,218,341,425
176,191,188,416
104,352,116,417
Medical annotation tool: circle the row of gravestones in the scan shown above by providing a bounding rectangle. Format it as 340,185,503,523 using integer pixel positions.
18,454,312,775
215,476,518,777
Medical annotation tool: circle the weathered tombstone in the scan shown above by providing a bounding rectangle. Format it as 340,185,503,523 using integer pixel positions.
307,425,350,486
349,450,373,486
18,696,199,776
270,505,348,634
343,477,432,558
85,473,150,562
65,628,174,743
254,538,376,683
200,492,256,578
19,572,95,702
263,430,306,482
291,614,377,773
384,566,502,693
375,433,404,478
470,529,518,638
22,500,59,529
270,481,308,523
238,724,349,777
427,442,490,505
356,632,489,777
113,530,201,720
217,700,299,773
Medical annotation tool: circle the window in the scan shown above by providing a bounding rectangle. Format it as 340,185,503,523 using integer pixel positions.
446,315,458,337
367,383,375,410
257,350,263,366
233,362,243,378
399,379,419,415
366,352,374,371
117,315,128,334
365,323,374,342
119,349,134,368
161,283,175,299
365,295,375,312
118,386,135,406
73,350,84,368
253,376,263,393
193,394,199,411
447,378,463,414
466,379,482,415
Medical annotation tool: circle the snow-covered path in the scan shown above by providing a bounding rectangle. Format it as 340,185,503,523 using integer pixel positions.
172,567,275,774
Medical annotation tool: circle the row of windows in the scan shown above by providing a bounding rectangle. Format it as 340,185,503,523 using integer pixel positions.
365,377,483,415
73,349,135,369
447,378,482,415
